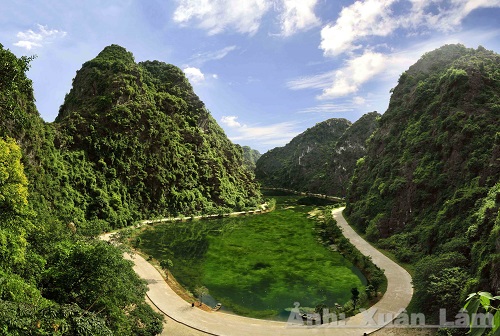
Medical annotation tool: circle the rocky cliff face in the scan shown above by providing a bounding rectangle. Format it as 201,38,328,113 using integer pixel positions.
241,145,261,171
255,113,379,196
345,44,500,317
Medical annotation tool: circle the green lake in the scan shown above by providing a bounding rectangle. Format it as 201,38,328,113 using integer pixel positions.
136,194,366,320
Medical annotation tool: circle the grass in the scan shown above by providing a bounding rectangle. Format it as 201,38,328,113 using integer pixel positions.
135,196,366,320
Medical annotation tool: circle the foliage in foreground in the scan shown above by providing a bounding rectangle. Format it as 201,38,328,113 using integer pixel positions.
463,292,500,336
0,136,163,335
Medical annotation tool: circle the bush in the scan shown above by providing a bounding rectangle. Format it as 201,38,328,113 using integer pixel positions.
413,253,470,321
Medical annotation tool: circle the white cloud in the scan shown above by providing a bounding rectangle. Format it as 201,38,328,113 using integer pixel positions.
288,50,388,99
183,66,205,83
279,0,321,37
320,0,396,56
13,40,42,50
287,70,336,90
230,121,300,146
220,115,300,146
402,0,500,32
319,51,389,99
13,24,67,50
444,0,500,30
298,103,355,114
173,0,321,36
320,0,500,56
190,45,238,65
173,0,271,35
221,115,242,128
353,96,366,105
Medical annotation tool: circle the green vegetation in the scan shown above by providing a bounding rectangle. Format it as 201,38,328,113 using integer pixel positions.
316,209,386,295
255,112,379,196
56,45,261,220
2,37,499,335
240,145,261,171
0,43,262,334
463,292,499,336
345,44,500,329
134,196,367,319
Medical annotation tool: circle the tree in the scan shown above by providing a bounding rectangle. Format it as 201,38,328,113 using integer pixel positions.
426,267,469,319
41,240,163,334
195,286,209,306
413,253,468,319
0,300,114,336
464,292,500,336
315,303,328,325
0,137,29,216
351,287,360,311
365,284,375,299
0,137,31,272
160,259,173,279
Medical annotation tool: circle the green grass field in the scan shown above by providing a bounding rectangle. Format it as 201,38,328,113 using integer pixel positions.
136,196,366,319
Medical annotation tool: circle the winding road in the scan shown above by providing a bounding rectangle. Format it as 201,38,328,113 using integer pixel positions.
107,207,413,335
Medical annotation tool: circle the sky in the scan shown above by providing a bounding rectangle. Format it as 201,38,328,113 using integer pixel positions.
2,0,500,153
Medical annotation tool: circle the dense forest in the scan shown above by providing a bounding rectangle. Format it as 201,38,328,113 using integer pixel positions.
241,145,261,172
255,112,379,196
0,43,261,334
345,44,500,329
2,38,500,335
56,45,261,221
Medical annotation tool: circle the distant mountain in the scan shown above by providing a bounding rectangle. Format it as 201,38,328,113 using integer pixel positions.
345,44,500,320
255,113,379,196
241,145,261,171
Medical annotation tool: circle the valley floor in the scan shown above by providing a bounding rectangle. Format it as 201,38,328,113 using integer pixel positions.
114,207,415,335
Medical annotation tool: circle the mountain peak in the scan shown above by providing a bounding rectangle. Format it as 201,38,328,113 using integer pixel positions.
256,113,378,196
95,44,135,64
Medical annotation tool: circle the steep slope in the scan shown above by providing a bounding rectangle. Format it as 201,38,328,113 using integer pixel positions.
255,118,350,192
255,113,379,196
1,43,264,335
313,111,380,195
1,43,163,335
345,44,500,319
55,45,261,220
241,145,261,171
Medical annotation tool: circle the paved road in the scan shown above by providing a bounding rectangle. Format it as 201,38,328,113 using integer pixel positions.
116,207,413,335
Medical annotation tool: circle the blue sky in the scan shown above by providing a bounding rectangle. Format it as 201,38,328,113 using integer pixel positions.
2,0,500,153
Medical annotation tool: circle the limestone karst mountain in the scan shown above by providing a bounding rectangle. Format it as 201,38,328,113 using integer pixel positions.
346,44,500,319
255,112,379,196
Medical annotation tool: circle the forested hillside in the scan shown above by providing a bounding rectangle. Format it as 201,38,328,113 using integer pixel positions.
56,45,261,221
0,43,261,334
241,145,261,171
255,112,379,196
345,44,500,324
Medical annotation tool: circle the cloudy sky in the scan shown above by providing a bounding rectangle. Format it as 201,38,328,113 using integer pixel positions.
2,0,500,152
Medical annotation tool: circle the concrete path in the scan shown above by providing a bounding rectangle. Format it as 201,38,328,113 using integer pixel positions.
116,207,413,335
